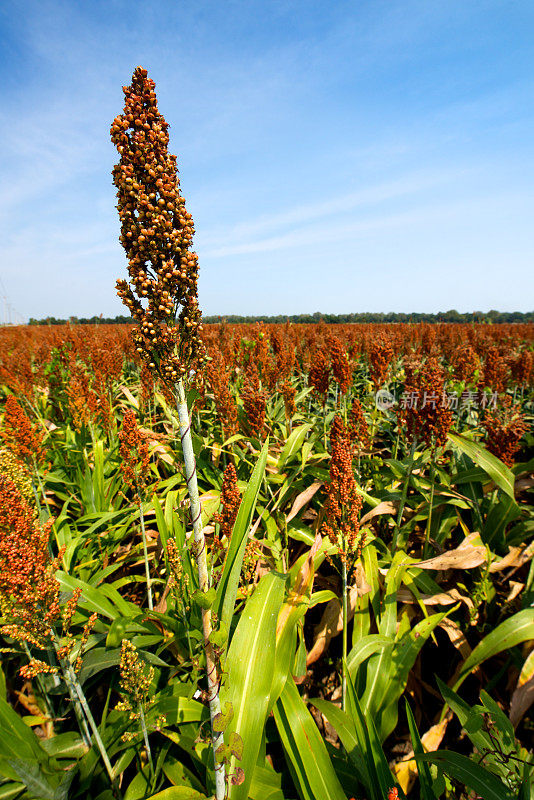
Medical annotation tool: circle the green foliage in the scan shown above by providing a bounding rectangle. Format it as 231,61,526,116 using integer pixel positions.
1,320,532,799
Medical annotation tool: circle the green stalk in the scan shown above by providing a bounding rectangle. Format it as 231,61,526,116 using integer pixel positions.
64,660,117,789
51,636,114,781
392,438,416,552
139,499,153,610
21,642,57,730
423,457,436,559
175,379,225,800
61,662,93,749
32,456,63,559
138,702,154,780
341,557,348,712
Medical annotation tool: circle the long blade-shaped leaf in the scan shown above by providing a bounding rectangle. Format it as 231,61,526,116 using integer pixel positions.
214,440,269,637
346,635,393,680
310,698,367,785
0,698,49,763
379,611,448,740
448,432,516,499
270,534,321,711
343,663,395,800
415,751,516,800
405,700,436,800
274,679,347,800
278,424,313,469
453,609,534,691
222,571,286,800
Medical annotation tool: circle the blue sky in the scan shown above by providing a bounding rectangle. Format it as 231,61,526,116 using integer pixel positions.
0,0,533,321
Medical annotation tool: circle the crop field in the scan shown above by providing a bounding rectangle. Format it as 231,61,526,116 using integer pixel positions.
0,317,533,800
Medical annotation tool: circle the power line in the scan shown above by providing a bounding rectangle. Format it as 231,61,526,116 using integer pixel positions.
0,275,24,325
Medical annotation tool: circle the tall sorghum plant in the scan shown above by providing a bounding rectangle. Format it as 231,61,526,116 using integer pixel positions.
119,409,153,609
321,415,364,709
0,475,116,788
111,66,225,798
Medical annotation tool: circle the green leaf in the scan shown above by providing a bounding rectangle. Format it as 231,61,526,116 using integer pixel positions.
343,663,394,800
453,609,534,691
221,571,286,800
0,783,25,799
148,789,208,799
405,700,436,800
191,588,216,610
346,635,393,680
248,764,285,800
379,611,448,740
92,439,106,512
414,751,516,800
309,590,339,607
214,439,269,638
359,562,405,728
0,697,49,764
41,732,87,759
5,760,57,800
209,622,228,648
278,424,313,469
77,647,121,683
149,696,207,727
56,574,120,619
212,702,233,733
105,617,129,649
152,493,169,555
124,768,151,800
448,432,516,499
482,492,521,548
436,679,502,776
309,698,367,785
273,679,347,800
161,756,205,794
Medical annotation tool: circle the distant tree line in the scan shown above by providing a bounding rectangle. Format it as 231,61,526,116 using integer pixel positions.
28,315,133,326
28,309,534,326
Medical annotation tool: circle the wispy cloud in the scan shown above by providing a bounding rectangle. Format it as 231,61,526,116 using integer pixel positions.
202,189,534,258
200,168,471,248
1,0,533,317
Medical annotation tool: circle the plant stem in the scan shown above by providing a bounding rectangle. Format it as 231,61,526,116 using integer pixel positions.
138,702,154,780
423,458,436,559
392,438,416,552
66,662,117,788
175,379,225,800
33,456,63,562
341,557,348,712
21,642,56,726
51,634,117,791
139,499,153,610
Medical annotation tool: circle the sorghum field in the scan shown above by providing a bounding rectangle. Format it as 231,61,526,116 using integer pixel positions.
1,67,534,800
1,319,533,800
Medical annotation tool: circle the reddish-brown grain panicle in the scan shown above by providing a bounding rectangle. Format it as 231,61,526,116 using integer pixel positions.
321,416,363,561
308,348,330,405
0,475,62,659
328,334,352,395
206,350,238,438
451,344,480,383
280,379,297,419
1,395,45,466
242,380,267,439
348,398,370,450
398,356,453,449
119,409,150,498
213,462,241,548
368,333,394,389
112,66,206,385
482,396,527,467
